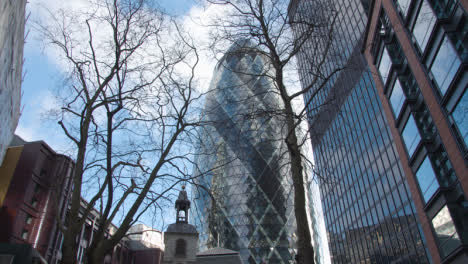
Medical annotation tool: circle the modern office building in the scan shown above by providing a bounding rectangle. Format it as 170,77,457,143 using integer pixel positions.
362,0,468,263
0,0,26,164
191,40,329,264
289,0,439,263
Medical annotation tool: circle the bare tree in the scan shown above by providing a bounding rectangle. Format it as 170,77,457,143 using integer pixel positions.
202,0,343,263
36,0,204,263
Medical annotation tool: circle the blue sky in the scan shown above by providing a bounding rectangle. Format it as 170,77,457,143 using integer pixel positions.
16,0,205,229
16,0,198,150
159,0,197,15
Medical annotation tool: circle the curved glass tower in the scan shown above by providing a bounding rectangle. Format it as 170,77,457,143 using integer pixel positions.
191,41,295,264
191,40,329,264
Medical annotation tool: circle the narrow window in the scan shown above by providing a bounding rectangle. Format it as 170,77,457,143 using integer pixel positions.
175,239,186,257
402,115,421,157
451,89,468,146
412,0,436,52
396,0,411,17
25,214,33,225
432,206,462,257
415,155,439,203
378,46,392,85
430,36,461,95
31,198,38,208
21,229,29,240
389,78,405,117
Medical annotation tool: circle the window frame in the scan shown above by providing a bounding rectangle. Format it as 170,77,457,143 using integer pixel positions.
429,34,462,96
395,0,412,18
21,229,29,240
388,77,406,118
401,114,422,158
411,0,437,54
449,87,468,150
378,45,393,86
431,205,462,258
414,154,439,203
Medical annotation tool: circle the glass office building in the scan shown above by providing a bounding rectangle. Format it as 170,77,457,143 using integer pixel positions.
289,0,432,262
191,40,329,264
364,0,468,262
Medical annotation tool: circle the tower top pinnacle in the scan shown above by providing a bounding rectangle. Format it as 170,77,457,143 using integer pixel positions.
175,186,190,223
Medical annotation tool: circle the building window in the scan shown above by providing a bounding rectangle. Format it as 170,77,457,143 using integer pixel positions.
34,183,42,193
31,198,38,208
432,206,462,258
175,239,186,257
396,0,411,17
389,78,405,117
402,115,421,157
451,89,468,147
378,46,392,85
430,35,461,95
77,246,84,263
25,215,33,225
21,229,29,240
412,0,437,52
415,155,439,203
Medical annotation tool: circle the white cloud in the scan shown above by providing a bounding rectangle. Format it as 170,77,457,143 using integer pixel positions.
28,0,232,95
15,123,36,142
179,3,231,93
15,87,71,152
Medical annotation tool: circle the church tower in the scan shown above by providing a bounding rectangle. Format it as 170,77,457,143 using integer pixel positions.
163,186,199,264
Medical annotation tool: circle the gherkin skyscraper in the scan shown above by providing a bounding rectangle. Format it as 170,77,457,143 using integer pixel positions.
191,40,329,264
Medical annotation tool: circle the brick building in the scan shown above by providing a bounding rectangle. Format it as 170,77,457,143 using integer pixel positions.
0,136,164,263
0,136,74,261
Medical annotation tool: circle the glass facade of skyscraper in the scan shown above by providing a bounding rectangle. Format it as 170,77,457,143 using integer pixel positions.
191,40,329,264
289,0,431,262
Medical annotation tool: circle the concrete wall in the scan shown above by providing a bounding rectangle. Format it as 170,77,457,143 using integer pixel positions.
0,0,26,164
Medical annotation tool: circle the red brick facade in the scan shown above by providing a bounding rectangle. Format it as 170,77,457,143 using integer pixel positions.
0,140,73,259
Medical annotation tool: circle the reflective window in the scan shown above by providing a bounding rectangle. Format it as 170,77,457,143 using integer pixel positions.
412,0,436,52
378,47,392,85
397,0,411,17
430,36,461,95
432,206,462,257
389,78,405,117
402,115,421,157
289,1,431,262
452,89,468,146
415,156,439,203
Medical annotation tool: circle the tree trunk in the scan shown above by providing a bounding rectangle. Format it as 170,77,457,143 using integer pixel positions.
61,230,79,264
287,127,315,264
279,74,315,264
88,248,107,264
87,239,112,264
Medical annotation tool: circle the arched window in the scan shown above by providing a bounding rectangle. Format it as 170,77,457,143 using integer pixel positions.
175,239,186,257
